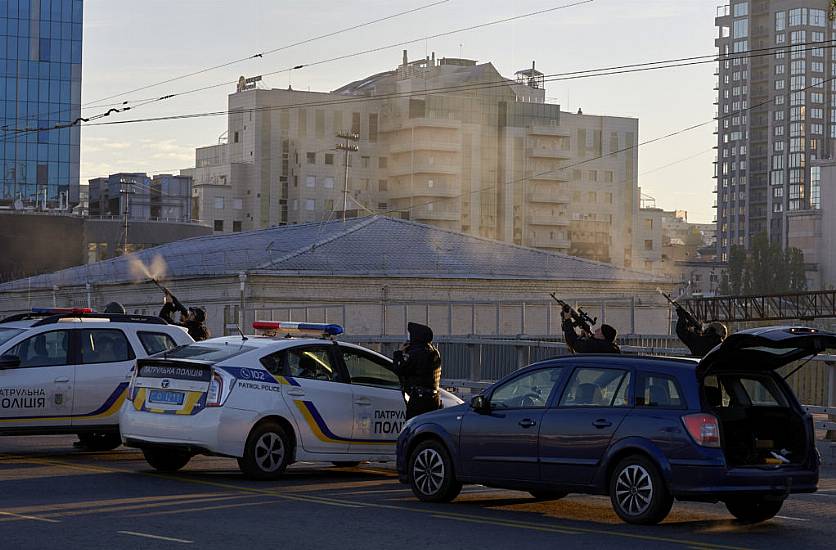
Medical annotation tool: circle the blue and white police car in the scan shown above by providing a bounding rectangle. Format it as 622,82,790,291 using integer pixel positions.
0,308,193,449
120,321,462,479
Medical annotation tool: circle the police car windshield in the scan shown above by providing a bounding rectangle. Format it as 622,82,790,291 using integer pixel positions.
0,328,24,347
159,343,256,364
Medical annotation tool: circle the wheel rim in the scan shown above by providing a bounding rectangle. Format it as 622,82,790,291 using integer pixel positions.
254,432,285,472
615,464,654,516
413,448,445,496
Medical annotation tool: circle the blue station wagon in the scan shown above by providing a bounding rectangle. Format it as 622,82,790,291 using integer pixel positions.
397,326,835,525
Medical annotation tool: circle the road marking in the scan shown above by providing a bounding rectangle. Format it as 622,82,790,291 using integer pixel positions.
432,513,578,535
810,493,836,498
118,531,193,544
775,515,810,522
0,511,60,523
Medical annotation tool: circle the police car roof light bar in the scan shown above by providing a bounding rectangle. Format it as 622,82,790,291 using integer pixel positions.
31,307,94,314
31,313,168,327
252,321,344,337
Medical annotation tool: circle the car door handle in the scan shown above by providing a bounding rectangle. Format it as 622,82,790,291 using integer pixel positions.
54,377,70,383
518,419,537,428
592,419,613,429
354,398,372,406
286,389,306,397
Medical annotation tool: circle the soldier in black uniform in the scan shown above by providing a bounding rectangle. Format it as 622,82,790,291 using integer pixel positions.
561,308,620,354
159,291,210,341
675,306,727,357
392,322,442,419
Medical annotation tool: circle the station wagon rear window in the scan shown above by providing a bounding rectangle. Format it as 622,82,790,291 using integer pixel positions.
162,344,256,364
0,328,23,347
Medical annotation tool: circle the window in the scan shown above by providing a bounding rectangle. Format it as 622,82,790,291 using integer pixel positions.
810,8,826,27
775,11,785,32
304,199,315,211
325,153,334,165
162,344,256,364
733,19,748,38
775,64,785,75
232,198,243,210
644,239,653,250
305,176,316,188
774,110,785,121
260,351,286,375
323,176,335,189
306,152,316,164
233,131,239,143
361,156,370,169
733,2,747,17
559,368,630,407
341,348,399,388
138,332,178,355
214,196,224,209
490,367,564,409
378,157,388,169
286,347,340,381
7,331,69,368
233,221,242,232
213,220,224,232
775,79,785,90
788,7,807,27
78,329,134,364
636,374,685,408
0,328,24,347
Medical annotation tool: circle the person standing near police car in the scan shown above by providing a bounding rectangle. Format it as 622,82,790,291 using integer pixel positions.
561,307,620,354
159,290,210,341
392,322,442,419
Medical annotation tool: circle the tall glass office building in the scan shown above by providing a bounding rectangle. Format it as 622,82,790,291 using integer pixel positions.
1,0,83,209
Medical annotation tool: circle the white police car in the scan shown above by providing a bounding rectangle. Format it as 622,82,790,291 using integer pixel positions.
120,322,462,479
0,308,193,449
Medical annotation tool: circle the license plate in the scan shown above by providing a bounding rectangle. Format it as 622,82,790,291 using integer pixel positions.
148,390,185,406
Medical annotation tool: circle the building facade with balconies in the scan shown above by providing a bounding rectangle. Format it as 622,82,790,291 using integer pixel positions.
715,1,832,273
183,52,640,266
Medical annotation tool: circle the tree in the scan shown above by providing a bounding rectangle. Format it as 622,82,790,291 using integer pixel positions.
723,233,807,295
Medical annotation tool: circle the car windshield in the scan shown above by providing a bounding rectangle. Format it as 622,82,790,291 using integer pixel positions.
158,343,256,364
0,328,24,347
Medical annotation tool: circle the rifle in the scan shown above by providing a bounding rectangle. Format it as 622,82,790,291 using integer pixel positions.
657,288,700,327
549,293,597,334
151,279,188,317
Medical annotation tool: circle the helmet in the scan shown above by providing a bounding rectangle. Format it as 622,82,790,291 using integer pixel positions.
103,302,126,314
189,307,206,324
706,322,728,340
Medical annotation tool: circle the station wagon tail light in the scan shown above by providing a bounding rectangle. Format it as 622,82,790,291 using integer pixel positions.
206,369,235,407
682,413,721,448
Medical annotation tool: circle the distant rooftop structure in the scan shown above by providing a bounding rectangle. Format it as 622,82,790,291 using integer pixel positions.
0,216,665,291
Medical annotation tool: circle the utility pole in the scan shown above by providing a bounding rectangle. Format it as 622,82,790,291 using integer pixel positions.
119,177,136,256
336,131,359,222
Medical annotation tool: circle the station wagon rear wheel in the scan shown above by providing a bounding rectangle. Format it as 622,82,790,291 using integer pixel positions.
76,432,122,451
725,497,784,523
238,422,291,480
408,440,462,503
143,448,192,473
609,455,672,525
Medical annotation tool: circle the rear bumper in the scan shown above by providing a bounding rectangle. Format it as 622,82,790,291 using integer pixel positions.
670,462,819,499
119,402,259,458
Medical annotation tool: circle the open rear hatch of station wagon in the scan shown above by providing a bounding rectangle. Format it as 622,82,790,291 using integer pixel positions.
696,326,836,468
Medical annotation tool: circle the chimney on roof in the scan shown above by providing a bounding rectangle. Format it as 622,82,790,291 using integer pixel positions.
402,49,408,67
431,51,435,66
577,108,583,115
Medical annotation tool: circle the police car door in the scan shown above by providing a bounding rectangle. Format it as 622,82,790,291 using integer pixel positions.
281,344,354,454
338,345,405,455
71,328,136,427
0,330,73,428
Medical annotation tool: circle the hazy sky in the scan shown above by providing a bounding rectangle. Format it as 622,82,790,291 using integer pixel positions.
81,0,717,222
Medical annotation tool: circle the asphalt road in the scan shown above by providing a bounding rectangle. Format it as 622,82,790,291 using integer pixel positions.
1,436,835,549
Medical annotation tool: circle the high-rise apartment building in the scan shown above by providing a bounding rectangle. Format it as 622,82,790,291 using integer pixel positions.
185,52,640,267
0,0,83,210
715,1,830,262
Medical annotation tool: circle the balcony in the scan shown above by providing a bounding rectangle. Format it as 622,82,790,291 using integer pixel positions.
528,125,570,137
527,190,570,204
387,183,459,199
527,214,570,226
529,170,569,182
388,139,460,154
527,236,571,250
388,161,460,177
526,146,572,160
411,207,459,222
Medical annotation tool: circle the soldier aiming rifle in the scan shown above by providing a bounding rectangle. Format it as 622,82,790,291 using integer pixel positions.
550,293,620,354
659,288,727,357
156,281,210,342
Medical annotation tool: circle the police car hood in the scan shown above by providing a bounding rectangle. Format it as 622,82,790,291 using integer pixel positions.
697,326,836,377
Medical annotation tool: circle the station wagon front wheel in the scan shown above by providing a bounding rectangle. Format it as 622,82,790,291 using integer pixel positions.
238,422,291,480
609,455,672,525
408,440,462,503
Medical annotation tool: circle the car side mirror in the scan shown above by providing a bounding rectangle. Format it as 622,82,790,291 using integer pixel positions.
0,355,21,369
470,395,490,413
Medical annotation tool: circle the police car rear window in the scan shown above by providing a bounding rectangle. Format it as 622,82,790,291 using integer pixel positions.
162,344,256,364
0,328,24,347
